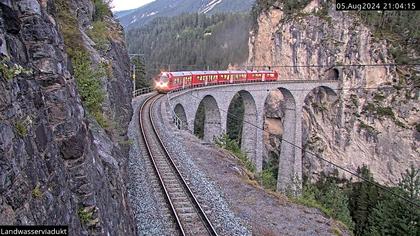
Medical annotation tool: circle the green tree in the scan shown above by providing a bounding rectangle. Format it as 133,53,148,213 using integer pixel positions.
226,94,244,144
318,179,355,230
131,57,150,89
348,165,380,236
367,165,420,236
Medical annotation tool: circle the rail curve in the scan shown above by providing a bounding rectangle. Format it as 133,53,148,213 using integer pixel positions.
139,94,218,236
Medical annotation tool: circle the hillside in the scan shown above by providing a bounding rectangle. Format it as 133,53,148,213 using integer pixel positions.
116,0,255,29
126,13,251,84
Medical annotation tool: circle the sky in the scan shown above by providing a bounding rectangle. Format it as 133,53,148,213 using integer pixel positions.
111,0,155,11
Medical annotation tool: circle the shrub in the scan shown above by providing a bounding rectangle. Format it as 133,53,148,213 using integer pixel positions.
295,179,355,231
32,185,42,198
258,169,277,190
15,121,28,137
55,1,109,129
87,21,109,51
0,58,15,80
93,0,111,21
0,58,33,80
350,94,359,107
55,0,84,56
72,51,105,113
358,120,377,136
78,207,93,224
214,134,256,172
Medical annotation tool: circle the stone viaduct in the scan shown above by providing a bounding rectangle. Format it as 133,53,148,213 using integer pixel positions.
167,80,339,193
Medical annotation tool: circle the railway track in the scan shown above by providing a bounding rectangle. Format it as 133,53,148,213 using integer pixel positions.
139,94,218,236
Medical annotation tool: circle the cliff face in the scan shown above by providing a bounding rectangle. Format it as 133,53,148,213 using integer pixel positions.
250,1,419,184
0,0,135,235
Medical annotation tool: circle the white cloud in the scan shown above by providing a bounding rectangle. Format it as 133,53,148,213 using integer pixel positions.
111,0,155,11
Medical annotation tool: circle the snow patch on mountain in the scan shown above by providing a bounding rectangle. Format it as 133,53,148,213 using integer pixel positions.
200,0,223,14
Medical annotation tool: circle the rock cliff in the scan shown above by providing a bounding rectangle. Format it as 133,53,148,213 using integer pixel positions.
0,0,135,235
250,0,419,184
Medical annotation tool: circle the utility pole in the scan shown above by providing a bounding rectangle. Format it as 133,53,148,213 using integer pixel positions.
129,53,144,92
132,64,136,92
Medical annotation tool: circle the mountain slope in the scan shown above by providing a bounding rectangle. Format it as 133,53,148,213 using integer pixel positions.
116,0,255,28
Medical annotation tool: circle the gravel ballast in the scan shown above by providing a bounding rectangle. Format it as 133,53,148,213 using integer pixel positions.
127,94,168,235
152,96,252,236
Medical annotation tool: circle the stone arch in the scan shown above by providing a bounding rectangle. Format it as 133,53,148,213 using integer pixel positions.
262,87,298,192
226,90,258,163
174,103,188,130
194,95,222,142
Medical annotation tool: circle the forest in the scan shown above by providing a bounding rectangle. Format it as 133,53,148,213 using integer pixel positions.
126,13,251,87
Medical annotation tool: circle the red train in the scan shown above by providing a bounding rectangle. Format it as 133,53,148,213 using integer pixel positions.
155,70,278,93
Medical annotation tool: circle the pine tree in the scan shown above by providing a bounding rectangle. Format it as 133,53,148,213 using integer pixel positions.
367,165,420,236
349,165,379,236
131,57,149,89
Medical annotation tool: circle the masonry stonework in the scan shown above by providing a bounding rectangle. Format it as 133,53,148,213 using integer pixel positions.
168,81,339,193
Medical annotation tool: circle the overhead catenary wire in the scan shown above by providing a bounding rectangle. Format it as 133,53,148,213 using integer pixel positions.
138,62,420,71
174,91,420,208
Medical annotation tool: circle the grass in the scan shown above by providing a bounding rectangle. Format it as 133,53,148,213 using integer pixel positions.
214,134,256,173
101,60,113,79
78,207,94,224
32,185,42,198
257,169,277,191
92,110,110,129
55,1,110,129
72,51,105,113
55,0,84,57
0,58,33,80
87,21,109,51
15,121,28,137
0,58,15,80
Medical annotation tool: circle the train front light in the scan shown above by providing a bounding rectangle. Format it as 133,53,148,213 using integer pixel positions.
155,81,168,89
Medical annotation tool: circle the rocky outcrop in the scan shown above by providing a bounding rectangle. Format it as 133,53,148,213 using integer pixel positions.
251,0,419,184
0,0,135,235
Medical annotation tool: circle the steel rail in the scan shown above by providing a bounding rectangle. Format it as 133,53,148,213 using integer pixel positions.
139,94,185,235
140,94,218,235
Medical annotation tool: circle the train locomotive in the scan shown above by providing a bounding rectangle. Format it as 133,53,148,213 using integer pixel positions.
155,70,278,93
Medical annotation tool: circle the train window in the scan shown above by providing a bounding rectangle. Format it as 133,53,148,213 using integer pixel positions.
161,75,169,83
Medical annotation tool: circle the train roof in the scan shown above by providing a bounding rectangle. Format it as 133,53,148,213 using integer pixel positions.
161,70,276,76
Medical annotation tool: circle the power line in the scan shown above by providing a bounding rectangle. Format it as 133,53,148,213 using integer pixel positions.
173,85,415,94
174,92,420,208
141,61,420,69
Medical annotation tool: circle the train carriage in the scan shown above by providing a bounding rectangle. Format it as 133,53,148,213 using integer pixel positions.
247,70,277,82
155,70,279,93
192,71,219,86
217,71,248,84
